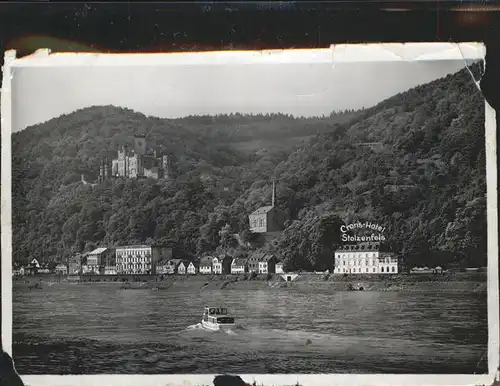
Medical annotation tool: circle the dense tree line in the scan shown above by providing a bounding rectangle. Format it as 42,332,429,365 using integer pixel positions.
12,66,487,270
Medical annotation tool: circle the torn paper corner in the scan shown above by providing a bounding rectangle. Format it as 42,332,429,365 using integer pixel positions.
2,50,17,77
4,50,17,63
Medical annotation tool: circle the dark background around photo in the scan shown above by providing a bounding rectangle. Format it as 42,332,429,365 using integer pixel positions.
0,1,499,385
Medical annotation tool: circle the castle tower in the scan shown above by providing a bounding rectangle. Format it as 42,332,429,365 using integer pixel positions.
124,145,129,178
134,134,147,156
162,154,172,180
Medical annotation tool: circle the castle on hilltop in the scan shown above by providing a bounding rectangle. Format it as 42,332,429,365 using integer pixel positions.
98,134,172,182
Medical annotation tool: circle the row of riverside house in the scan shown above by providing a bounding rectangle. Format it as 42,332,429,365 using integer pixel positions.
17,244,177,276
16,245,286,277
196,252,285,275
86,246,286,276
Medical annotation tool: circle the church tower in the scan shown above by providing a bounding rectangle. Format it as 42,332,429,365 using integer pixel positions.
272,180,276,207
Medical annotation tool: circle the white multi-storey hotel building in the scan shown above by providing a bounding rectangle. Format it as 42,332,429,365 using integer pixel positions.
116,245,152,274
334,242,399,274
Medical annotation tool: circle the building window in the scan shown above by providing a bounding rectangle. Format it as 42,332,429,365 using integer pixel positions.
373,268,376,272
392,266,395,272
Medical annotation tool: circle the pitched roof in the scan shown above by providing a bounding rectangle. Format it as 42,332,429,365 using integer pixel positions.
336,242,381,252
250,206,274,215
199,256,212,266
259,254,275,262
248,251,265,262
232,258,248,266
89,247,108,255
116,245,150,250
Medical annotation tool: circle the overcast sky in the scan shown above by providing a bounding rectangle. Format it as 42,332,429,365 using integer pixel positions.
11,60,468,132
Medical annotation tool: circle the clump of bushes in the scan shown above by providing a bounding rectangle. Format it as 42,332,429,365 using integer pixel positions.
250,271,258,280
266,273,273,281
323,273,330,281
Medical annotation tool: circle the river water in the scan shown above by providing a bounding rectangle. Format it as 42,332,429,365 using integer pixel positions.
12,281,487,374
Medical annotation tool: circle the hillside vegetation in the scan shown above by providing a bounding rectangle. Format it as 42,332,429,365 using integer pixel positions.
12,66,486,271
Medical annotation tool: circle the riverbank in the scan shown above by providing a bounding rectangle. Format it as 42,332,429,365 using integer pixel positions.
14,271,487,293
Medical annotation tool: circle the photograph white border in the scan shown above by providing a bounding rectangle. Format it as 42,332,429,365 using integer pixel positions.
1,43,498,386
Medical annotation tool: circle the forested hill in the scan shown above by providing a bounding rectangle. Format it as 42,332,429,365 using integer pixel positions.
12,65,486,271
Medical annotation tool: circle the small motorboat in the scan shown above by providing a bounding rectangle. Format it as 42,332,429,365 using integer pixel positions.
201,306,235,331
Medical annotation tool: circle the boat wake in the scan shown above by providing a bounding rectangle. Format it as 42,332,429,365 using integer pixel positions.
185,323,204,331
184,323,237,335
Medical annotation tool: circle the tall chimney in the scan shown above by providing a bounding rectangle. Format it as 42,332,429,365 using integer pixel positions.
272,180,276,207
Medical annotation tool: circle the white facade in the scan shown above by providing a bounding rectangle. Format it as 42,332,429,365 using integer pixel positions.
258,261,269,274
249,207,272,233
86,254,100,274
231,260,246,274
115,148,142,178
187,262,197,274
199,264,212,274
116,245,152,274
334,243,398,274
212,257,222,274
156,262,168,275
105,266,117,275
178,262,187,274
275,263,284,274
